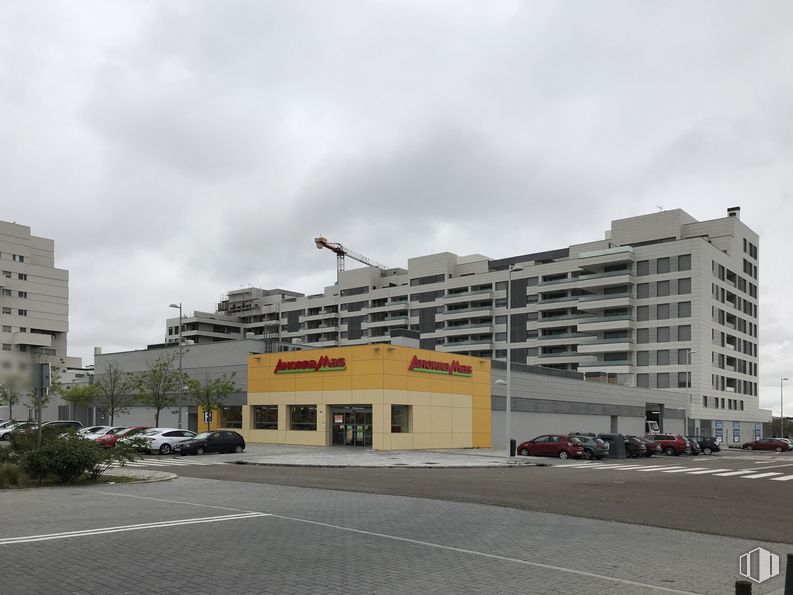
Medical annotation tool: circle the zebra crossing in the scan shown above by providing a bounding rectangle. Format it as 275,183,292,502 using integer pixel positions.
556,461,793,483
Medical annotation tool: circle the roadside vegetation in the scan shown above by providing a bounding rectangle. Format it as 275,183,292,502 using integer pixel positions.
0,427,141,488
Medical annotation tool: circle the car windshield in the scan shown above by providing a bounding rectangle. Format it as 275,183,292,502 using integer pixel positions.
192,433,212,440
141,429,160,436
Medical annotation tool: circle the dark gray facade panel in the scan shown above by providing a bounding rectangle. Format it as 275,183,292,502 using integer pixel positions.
345,316,364,340
418,308,436,333
420,338,437,350
491,359,582,379
510,278,528,308
510,348,527,364
492,396,646,417
287,311,301,332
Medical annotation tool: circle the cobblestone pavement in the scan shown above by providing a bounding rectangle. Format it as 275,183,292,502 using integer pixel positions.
0,477,790,594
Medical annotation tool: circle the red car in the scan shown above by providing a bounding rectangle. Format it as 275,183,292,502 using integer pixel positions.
96,426,150,448
742,438,790,452
645,434,691,456
517,434,584,460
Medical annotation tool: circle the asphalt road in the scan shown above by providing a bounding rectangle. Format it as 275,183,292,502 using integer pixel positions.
131,450,793,544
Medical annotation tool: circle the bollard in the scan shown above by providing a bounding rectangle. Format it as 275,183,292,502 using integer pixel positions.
785,553,793,595
735,579,751,594
509,439,516,457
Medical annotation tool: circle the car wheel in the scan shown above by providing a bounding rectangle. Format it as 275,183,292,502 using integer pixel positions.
776,446,783,452
703,447,712,455
745,445,753,450
584,448,594,460
518,447,529,456
196,447,205,455
159,444,172,455
234,445,243,454
664,447,677,456
558,451,569,460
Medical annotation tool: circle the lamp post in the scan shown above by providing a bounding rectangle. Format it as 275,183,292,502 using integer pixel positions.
169,303,183,429
504,263,523,461
781,377,789,438
686,349,696,435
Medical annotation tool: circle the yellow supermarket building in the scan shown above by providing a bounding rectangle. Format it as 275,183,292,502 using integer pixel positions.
240,344,492,450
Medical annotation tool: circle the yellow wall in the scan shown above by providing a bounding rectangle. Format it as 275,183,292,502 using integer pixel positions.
243,345,491,450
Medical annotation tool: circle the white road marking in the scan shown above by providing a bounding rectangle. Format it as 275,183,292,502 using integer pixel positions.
741,472,783,479
0,513,268,545
770,475,793,481
636,466,686,472
713,470,755,477
661,468,708,473
686,468,732,475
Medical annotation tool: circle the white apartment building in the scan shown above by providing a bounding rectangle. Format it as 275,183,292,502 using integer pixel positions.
0,221,81,420
166,208,769,437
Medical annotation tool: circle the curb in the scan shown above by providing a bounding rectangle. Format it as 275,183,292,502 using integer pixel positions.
224,460,552,469
106,467,178,484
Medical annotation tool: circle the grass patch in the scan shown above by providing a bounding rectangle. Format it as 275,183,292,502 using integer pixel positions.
0,472,141,490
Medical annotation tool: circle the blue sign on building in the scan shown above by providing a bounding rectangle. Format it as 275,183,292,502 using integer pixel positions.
732,421,741,443
755,422,762,440
715,421,724,443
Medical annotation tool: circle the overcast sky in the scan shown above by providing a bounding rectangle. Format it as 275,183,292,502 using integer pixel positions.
2,1,791,413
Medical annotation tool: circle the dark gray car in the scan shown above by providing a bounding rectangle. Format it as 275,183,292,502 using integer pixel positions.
569,433,609,460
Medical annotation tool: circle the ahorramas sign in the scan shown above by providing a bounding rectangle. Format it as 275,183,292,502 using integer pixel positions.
274,356,347,374
408,355,472,377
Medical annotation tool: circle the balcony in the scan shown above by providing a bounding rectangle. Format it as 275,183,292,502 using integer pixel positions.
443,323,494,336
442,290,493,303
437,340,493,353
12,332,52,347
362,316,410,329
365,303,406,314
578,359,633,374
576,271,632,289
577,340,632,354
577,314,632,332
439,306,494,321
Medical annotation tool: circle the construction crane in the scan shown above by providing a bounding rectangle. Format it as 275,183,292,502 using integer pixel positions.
314,236,388,283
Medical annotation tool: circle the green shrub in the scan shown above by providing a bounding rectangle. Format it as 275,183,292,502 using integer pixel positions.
0,463,20,488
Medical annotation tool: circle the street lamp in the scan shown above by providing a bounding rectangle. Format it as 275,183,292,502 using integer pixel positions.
503,263,523,461
169,303,183,429
685,349,696,436
781,377,789,438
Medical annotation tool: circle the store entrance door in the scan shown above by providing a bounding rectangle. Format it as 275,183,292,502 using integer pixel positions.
331,406,373,447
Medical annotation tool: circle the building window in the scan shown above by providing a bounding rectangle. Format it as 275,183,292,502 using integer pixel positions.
678,254,692,271
656,350,670,365
637,260,649,276
677,325,692,341
656,373,670,389
703,396,708,407
677,372,690,388
677,278,691,294
2,271,11,278
290,405,317,431
678,301,692,318
1,289,10,296
18,309,27,316
656,327,670,342
17,291,27,298
657,258,670,274
1,308,11,314
1,344,10,351
391,404,411,433
656,303,670,319
657,281,671,297
18,273,27,281
637,329,650,344
2,325,10,332
637,373,649,388
252,405,278,430
637,283,649,299
220,406,242,428
637,351,649,366
637,306,649,321
12,255,24,263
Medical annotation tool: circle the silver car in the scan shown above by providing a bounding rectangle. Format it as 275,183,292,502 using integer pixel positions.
138,428,197,455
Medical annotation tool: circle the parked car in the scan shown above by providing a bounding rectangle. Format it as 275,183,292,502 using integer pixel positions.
175,430,246,456
0,421,36,440
96,426,150,448
569,433,609,460
688,436,721,455
631,435,662,457
645,434,691,456
516,434,584,460
79,425,110,435
87,426,127,439
683,437,701,455
0,419,19,431
601,434,650,458
742,438,790,452
138,428,197,455
41,420,83,432
777,438,793,451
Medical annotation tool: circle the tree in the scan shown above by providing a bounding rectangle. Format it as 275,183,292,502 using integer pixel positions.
94,361,137,425
135,352,180,427
185,372,237,431
0,374,28,420
60,384,100,419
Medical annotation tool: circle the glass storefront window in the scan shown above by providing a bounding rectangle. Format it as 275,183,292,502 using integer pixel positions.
221,406,242,428
290,405,317,431
391,405,411,433
252,405,278,430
